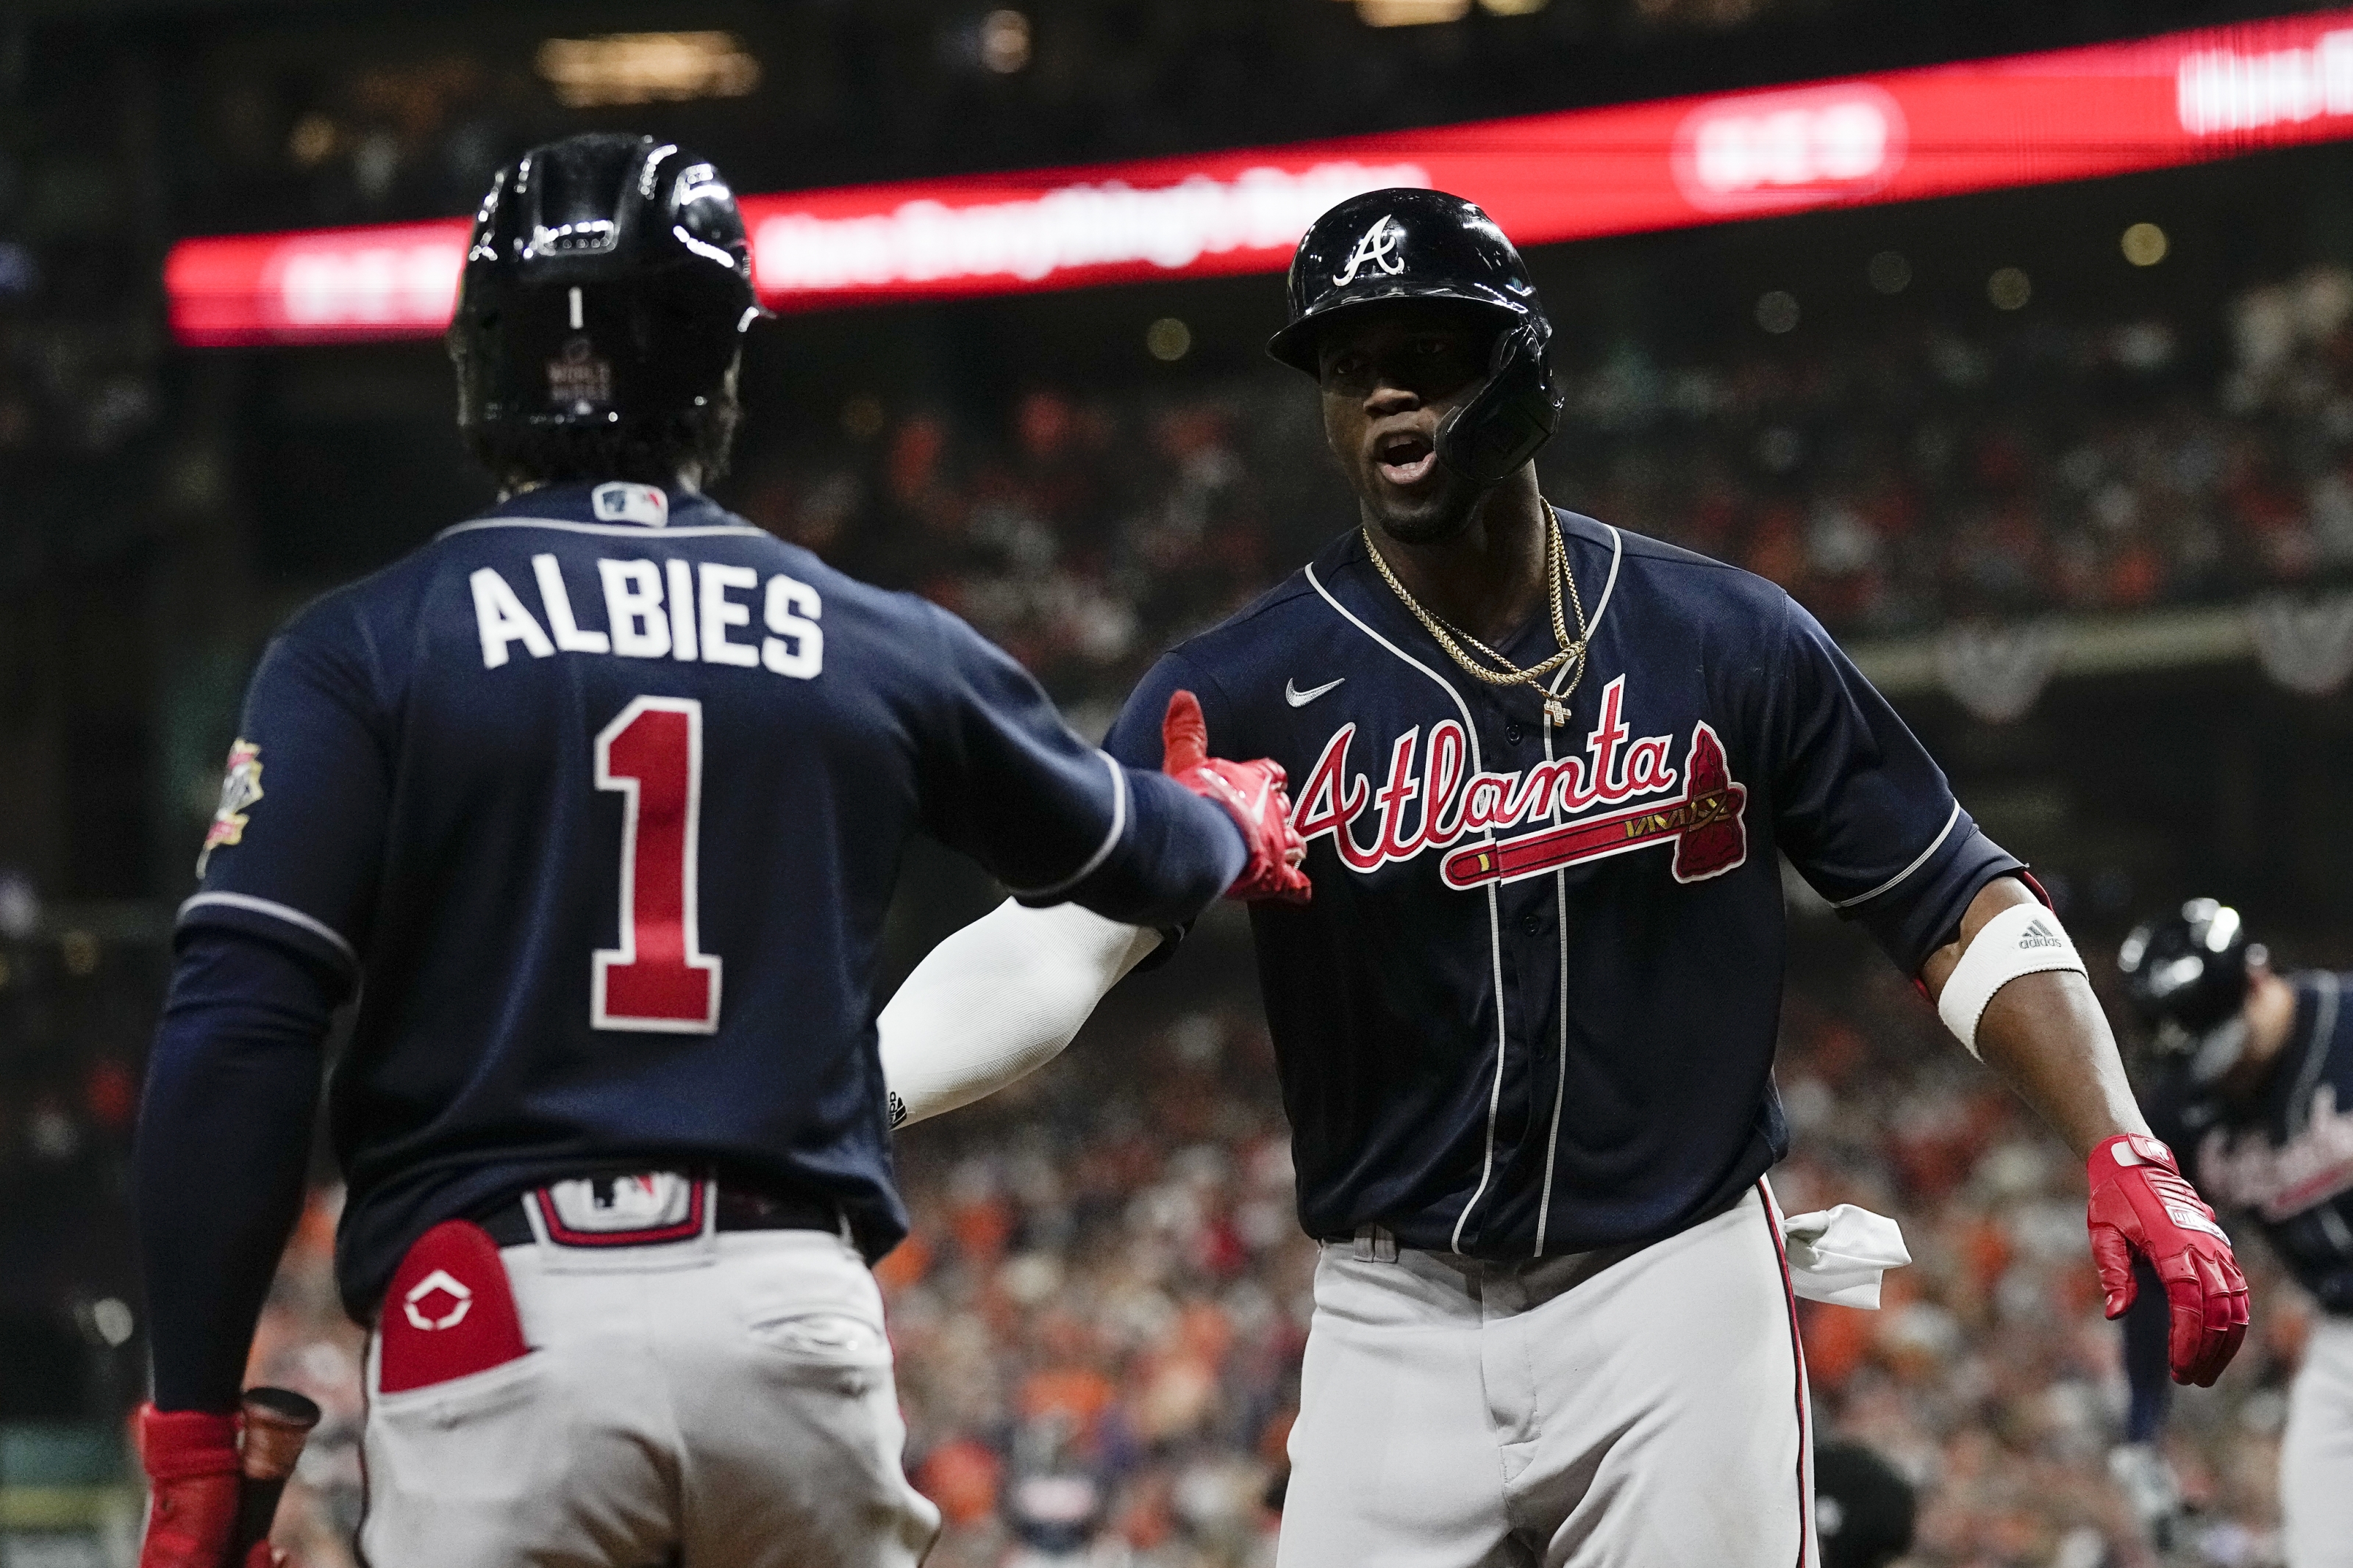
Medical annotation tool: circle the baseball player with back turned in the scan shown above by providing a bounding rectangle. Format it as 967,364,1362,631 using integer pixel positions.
128,132,1307,1568
2107,900,2353,1567
875,189,2252,1567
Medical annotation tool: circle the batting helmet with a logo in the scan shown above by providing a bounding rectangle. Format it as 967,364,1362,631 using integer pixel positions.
1268,188,1560,485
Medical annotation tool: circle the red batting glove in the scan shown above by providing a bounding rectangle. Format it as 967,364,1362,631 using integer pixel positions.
135,1405,271,1568
1162,690,1310,905
2088,1134,2250,1387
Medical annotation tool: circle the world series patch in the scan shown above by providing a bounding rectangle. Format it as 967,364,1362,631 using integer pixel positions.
197,738,263,876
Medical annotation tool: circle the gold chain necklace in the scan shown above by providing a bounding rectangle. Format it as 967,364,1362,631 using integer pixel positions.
1361,511,1592,727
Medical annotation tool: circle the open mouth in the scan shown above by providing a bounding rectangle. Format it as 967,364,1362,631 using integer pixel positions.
1374,429,1438,487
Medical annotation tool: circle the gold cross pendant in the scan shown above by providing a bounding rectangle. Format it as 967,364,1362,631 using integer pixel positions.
1541,694,1573,728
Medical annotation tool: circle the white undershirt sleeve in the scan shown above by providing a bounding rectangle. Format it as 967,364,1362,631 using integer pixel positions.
878,898,1164,1128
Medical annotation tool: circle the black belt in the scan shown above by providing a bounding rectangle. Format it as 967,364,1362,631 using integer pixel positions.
474,1179,842,1248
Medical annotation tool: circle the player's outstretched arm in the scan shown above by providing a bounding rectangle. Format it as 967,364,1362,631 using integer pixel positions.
921,609,1304,929
879,900,1161,1129
1920,876,2249,1385
885,690,1309,1129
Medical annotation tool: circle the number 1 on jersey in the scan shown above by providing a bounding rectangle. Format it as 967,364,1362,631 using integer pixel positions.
593,696,722,1032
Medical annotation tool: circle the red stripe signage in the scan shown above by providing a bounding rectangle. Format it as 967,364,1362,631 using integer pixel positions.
167,8,2353,344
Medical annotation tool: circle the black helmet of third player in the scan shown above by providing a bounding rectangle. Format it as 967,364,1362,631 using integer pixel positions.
449,132,761,445
2118,898,2262,1082
1267,188,1561,487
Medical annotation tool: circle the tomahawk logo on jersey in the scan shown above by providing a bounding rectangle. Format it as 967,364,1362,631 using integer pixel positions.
1104,510,2023,1259
181,482,1243,1314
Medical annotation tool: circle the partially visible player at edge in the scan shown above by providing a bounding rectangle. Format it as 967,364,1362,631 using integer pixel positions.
877,189,2249,1567
129,132,1307,1568
2106,901,2353,1568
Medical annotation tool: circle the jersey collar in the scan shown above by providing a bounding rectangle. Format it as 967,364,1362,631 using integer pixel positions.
1321,507,1623,674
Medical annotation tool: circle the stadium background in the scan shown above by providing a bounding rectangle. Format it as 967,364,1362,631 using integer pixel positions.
6,0,2353,1563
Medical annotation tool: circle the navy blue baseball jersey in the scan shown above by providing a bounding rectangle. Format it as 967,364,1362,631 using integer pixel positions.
179,481,1242,1313
2151,973,2353,1313
1104,510,2020,1259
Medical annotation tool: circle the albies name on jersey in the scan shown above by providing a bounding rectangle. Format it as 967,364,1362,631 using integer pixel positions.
470,554,824,679
1294,676,1749,891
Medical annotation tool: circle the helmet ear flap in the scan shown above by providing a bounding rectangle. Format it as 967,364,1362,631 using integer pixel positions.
1435,321,1562,486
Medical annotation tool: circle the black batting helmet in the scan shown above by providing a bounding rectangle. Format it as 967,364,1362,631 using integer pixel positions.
2118,898,2263,1079
449,133,762,445
1268,188,1562,487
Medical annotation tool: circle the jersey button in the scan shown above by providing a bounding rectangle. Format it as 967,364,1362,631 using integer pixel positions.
1504,722,1525,745
1521,910,1543,936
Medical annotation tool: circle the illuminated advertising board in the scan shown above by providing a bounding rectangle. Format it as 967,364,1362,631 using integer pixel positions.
165,9,2353,343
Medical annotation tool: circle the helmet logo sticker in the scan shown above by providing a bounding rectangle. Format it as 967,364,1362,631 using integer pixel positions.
546,337,613,416
1332,215,1407,287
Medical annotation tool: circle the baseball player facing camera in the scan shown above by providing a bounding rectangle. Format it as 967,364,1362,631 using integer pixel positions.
130,132,1307,1568
2110,900,2353,1567
879,189,2247,1567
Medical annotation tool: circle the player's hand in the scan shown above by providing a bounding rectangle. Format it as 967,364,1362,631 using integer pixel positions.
1162,690,1310,905
2087,1134,2249,1386
135,1405,274,1568
2107,1442,2184,1553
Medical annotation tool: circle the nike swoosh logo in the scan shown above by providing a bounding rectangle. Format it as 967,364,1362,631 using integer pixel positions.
1285,676,1346,708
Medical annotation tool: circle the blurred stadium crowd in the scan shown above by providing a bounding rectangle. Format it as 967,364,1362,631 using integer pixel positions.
6,257,2347,1568
190,934,2307,1568
732,261,2353,721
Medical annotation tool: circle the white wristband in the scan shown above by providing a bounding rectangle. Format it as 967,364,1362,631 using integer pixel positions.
1936,900,2085,1057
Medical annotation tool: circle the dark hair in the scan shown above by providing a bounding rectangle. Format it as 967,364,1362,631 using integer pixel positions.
465,385,742,493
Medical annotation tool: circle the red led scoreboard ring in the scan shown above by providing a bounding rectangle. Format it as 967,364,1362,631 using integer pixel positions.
166,7,2353,343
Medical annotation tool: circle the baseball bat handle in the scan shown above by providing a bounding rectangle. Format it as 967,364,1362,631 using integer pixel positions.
224,1387,321,1567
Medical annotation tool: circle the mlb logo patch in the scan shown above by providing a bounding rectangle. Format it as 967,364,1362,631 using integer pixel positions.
592,483,668,528
535,1172,706,1245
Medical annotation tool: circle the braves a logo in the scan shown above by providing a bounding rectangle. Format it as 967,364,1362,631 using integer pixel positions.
1332,215,1407,286
1293,676,1749,888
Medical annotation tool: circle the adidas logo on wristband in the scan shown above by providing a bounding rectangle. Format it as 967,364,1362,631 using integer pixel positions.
2018,918,2065,951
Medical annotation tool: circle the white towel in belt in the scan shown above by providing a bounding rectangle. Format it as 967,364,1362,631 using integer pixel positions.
1779,1205,1910,1309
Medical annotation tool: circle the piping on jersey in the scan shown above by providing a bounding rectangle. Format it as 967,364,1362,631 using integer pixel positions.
1568,514,1626,649
1534,656,1574,1257
1826,802,1960,910
2290,972,2342,1130
1532,515,1621,1258
1757,1180,1816,1568
1304,559,1507,1256
179,890,360,966
1006,753,1131,901
436,518,770,542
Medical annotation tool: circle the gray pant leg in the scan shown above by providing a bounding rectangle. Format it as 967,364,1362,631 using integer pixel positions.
1277,1246,1521,1568
2284,1317,2353,1568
